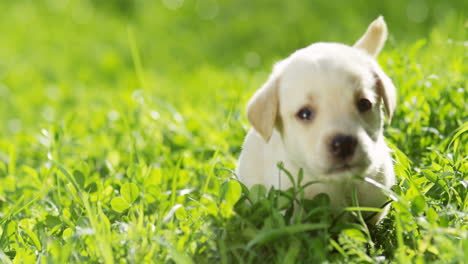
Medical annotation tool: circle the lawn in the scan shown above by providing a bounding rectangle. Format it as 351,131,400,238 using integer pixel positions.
0,0,467,263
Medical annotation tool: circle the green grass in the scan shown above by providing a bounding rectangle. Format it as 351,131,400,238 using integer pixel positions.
0,0,467,263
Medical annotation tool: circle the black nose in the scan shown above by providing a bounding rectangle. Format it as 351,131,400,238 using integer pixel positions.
330,135,358,159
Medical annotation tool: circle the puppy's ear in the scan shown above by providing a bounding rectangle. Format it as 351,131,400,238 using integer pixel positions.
247,68,281,142
354,16,388,57
374,66,396,120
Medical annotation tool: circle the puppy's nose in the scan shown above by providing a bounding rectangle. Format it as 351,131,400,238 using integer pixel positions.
330,134,358,159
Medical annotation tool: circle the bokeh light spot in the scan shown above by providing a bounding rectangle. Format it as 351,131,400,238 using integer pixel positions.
8,119,22,133
406,0,429,23
244,52,261,68
196,0,219,20
162,0,184,10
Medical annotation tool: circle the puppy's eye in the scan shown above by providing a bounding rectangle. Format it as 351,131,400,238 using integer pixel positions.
357,98,372,112
296,107,314,121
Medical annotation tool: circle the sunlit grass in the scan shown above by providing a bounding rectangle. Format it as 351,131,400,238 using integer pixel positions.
0,1,467,263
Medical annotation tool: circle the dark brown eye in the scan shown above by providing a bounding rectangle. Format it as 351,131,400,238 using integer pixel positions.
296,107,314,121
357,98,372,112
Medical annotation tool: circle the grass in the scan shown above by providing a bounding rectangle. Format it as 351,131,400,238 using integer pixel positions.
0,0,467,263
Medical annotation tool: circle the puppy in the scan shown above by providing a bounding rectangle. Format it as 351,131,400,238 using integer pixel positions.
237,17,396,223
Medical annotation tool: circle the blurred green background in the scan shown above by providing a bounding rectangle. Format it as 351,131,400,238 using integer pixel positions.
0,0,466,133
1,0,466,69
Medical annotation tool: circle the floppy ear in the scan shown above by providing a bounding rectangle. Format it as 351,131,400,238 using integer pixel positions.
247,71,280,142
374,65,396,120
354,16,388,57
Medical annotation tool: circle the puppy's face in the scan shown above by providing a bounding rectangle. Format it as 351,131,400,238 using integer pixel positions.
278,45,385,176
247,18,396,178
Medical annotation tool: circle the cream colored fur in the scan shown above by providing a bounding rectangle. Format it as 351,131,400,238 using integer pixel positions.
237,17,396,223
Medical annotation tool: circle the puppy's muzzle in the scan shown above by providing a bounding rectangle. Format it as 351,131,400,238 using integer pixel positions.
329,134,358,160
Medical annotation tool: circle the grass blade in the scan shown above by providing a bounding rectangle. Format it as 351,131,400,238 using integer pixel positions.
247,223,328,248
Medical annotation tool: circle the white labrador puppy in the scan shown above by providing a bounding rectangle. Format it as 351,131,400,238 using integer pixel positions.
237,17,396,223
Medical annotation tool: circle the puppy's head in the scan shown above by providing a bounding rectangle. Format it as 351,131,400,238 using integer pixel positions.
247,17,396,177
